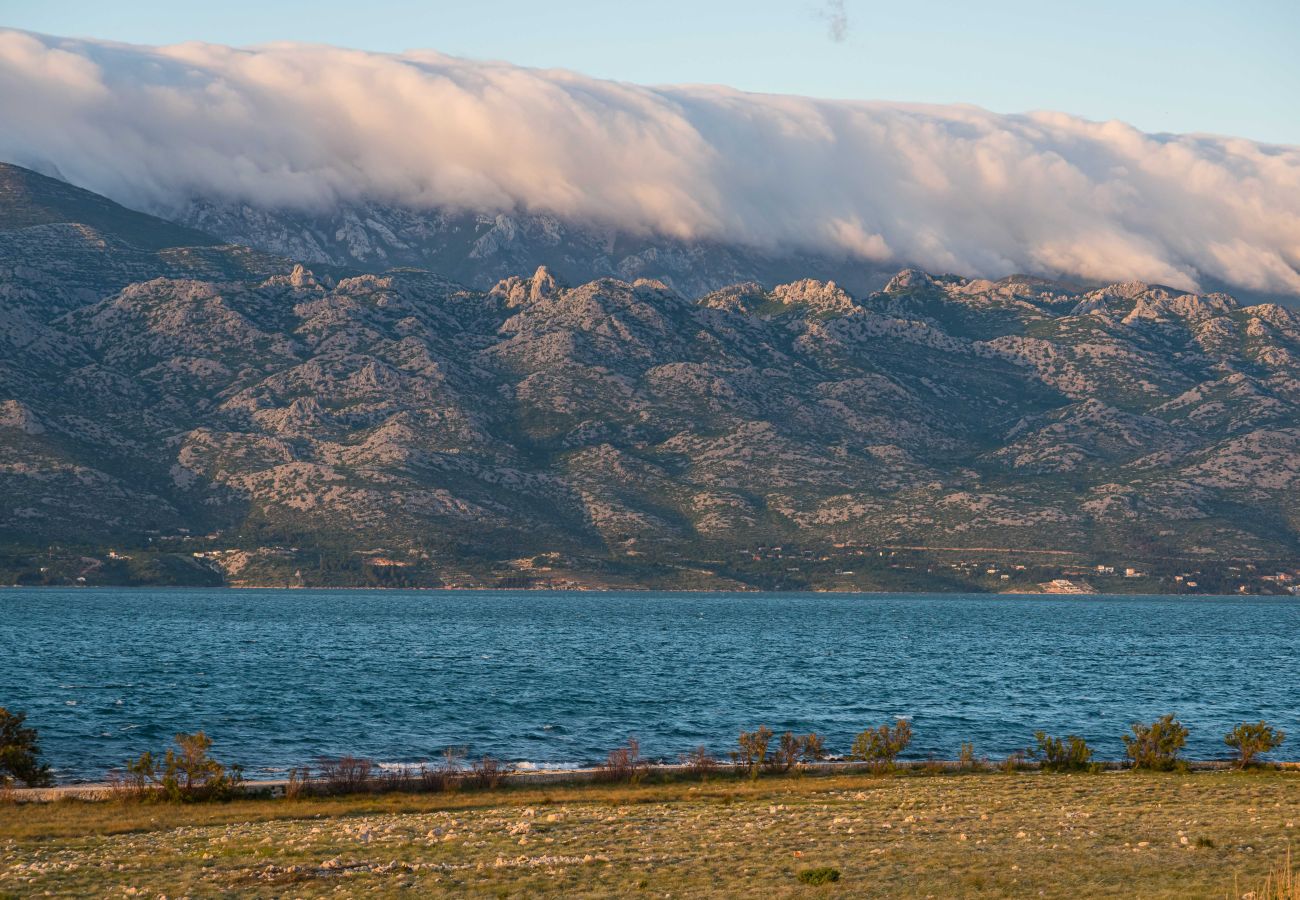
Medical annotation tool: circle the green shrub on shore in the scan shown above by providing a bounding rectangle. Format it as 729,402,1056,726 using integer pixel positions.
119,731,242,802
1124,714,1189,771
0,707,51,788
1226,721,1286,768
850,718,913,771
1032,731,1097,772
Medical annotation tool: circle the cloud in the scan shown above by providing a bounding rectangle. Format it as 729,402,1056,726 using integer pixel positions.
1,29,1298,295
819,1,850,43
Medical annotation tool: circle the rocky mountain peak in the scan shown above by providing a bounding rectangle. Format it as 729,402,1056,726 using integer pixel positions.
771,279,858,314
883,268,937,293
491,264,564,307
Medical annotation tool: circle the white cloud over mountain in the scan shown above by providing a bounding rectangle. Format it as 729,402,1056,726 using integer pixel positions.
2,28,1298,294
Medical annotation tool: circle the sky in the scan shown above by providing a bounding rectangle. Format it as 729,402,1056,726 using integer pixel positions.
4,0,1299,145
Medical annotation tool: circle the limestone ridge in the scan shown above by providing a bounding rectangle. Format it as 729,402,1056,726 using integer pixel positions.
2,162,1300,587
174,199,899,298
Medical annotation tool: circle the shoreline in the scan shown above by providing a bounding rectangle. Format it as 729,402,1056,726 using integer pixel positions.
14,757,1298,803
4,583,1298,598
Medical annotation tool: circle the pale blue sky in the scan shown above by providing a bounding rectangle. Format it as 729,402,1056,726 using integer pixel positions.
5,0,1298,144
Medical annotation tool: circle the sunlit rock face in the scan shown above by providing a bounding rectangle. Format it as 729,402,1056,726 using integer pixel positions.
5,160,1300,586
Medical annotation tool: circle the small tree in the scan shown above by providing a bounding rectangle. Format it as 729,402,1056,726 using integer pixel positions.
125,731,242,801
734,726,773,779
1032,731,1095,772
957,742,983,771
768,732,826,773
800,732,826,768
0,707,52,787
599,737,646,783
679,745,719,779
850,718,913,771
1123,714,1188,771
1225,721,1286,768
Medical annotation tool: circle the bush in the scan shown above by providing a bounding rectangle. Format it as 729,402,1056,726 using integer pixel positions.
733,726,773,779
957,742,985,771
285,765,313,799
1031,731,1096,772
1123,714,1188,771
1226,721,1286,768
122,731,243,801
1001,750,1029,773
768,732,826,774
379,765,419,792
421,746,466,792
679,745,719,779
0,707,51,787
468,754,509,789
599,737,647,783
796,866,841,885
316,755,374,794
850,718,913,771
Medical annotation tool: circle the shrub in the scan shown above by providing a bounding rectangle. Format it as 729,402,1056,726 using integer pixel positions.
801,732,826,766
285,765,313,799
768,732,826,774
421,746,466,792
316,755,374,794
733,726,773,779
468,754,508,789
1123,714,1188,771
1001,750,1029,773
850,718,913,771
1032,731,1096,772
796,866,841,885
679,745,719,779
123,731,243,801
957,742,985,772
0,707,51,787
379,764,418,792
599,737,646,783
1224,721,1286,768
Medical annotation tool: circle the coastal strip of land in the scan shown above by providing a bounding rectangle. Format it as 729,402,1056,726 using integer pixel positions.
3,770,1297,897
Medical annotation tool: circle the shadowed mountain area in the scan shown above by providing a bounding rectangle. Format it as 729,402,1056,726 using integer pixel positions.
2,163,1299,591
0,163,220,251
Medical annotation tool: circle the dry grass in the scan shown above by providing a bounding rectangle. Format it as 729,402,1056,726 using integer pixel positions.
1246,846,1299,899
1,770,1297,897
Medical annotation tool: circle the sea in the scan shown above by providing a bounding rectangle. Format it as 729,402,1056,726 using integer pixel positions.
2,588,1296,782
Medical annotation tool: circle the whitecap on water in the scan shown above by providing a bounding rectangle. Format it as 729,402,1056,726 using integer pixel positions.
514,760,583,771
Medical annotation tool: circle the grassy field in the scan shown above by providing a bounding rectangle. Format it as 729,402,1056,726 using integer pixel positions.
2,770,1297,897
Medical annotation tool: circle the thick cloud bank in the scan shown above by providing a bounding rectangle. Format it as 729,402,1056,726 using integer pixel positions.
2,29,1299,294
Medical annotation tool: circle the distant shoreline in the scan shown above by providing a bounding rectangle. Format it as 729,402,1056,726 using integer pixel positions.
3,583,1296,598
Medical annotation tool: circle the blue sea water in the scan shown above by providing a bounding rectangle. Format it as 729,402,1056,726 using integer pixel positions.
1,588,1297,781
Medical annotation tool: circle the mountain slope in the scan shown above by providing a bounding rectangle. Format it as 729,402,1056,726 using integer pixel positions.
2,171,1299,591
175,200,897,298
0,163,219,251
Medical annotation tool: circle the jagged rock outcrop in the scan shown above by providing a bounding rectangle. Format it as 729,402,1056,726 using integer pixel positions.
3,162,1300,587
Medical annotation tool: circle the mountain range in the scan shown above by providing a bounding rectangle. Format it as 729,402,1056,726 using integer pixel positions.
2,161,1298,592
